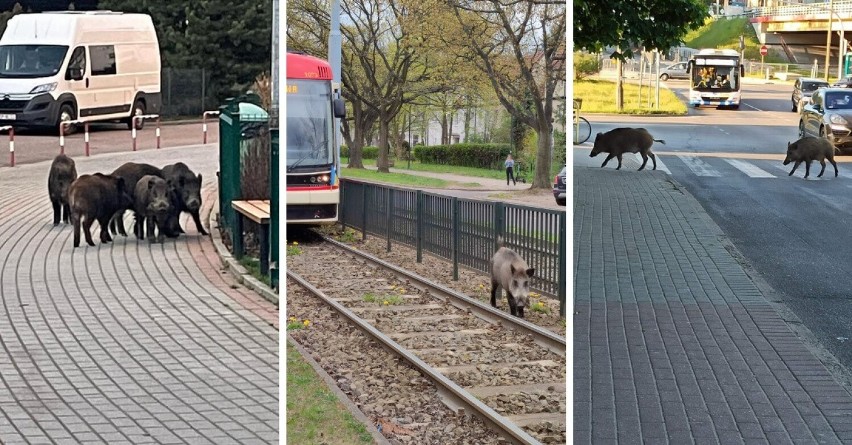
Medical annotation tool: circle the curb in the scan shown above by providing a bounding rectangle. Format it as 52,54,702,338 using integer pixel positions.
287,335,391,445
207,198,279,306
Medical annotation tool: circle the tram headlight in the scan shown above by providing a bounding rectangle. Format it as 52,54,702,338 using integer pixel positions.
309,174,331,184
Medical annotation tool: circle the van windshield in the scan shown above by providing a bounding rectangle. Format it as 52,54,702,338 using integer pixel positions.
0,45,68,78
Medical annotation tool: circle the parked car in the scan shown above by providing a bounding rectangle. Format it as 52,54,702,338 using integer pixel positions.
792,77,830,112
659,62,689,81
832,77,852,88
552,166,566,206
799,88,852,151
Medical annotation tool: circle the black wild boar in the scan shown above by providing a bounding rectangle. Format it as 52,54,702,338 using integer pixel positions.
784,136,838,179
589,127,664,171
161,162,207,237
133,175,173,243
490,238,536,318
47,154,77,225
68,173,134,247
109,162,164,236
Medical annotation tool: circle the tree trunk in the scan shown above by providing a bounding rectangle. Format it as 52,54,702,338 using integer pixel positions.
440,112,448,145
463,104,471,143
532,119,553,189
448,112,454,144
377,116,390,173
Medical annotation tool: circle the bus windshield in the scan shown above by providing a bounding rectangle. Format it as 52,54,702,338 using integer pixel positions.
691,63,739,92
0,45,68,78
287,79,334,169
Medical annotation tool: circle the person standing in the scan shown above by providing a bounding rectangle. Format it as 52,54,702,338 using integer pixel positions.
505,154,516,186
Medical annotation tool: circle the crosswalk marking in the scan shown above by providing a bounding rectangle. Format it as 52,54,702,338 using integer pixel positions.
724,159,776,178
677,155,721,177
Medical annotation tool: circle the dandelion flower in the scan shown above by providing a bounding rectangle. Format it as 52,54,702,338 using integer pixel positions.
383,300,389,305
303,320,310,326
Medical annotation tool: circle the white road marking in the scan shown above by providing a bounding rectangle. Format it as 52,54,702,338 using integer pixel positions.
717,127,730,135
724,159,776,178
742,102,763,112
651,156,671,174
677,155,721,177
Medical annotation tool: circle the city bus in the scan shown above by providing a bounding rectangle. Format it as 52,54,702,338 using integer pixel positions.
286,52,345,224
687,48,745,109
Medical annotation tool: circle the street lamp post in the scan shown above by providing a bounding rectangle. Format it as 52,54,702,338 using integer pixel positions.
826,0,834,80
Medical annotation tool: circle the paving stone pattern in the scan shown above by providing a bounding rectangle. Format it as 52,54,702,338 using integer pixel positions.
0,146,278,444
574,167,852,444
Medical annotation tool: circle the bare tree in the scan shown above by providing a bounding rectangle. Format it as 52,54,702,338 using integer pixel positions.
448,0,566,189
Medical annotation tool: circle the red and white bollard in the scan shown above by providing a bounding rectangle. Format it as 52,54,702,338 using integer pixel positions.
84,122,90,156
132,114,160,151
59,122,66,155
1,126,14,167
202,110,218,144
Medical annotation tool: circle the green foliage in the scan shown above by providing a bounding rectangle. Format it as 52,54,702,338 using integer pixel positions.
340,145,379,160
0,3,24,37
684,17,787,63
99,0,272,100
574,0,708,60
574,52,601,80
413,143,512,169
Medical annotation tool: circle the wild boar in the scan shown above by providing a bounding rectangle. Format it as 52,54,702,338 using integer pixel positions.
109,162,164,236
47,154,77,225
490,237,536,318
161,162,207,237
784,136,838,179
589,127,664,171
133,175,173,243
68,173,134,247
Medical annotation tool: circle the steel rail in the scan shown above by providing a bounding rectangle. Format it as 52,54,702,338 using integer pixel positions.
321,235,567,357
287,270,545,445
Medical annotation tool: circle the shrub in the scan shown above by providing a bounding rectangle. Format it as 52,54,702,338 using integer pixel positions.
574,52,601,80
413,143,512,169
340,145,379,159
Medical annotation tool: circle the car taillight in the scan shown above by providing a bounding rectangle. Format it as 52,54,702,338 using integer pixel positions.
554,175,558,184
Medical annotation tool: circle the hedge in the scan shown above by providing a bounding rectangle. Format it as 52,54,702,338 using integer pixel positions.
413,143,512,169
340,145,379,159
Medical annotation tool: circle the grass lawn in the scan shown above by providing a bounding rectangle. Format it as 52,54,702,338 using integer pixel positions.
683,17,787,63
341,158,562,181
286,341,374,445
340,166,452,187
575,79,687,115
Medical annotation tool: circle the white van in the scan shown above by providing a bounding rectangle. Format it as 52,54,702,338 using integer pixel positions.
0,11,161,130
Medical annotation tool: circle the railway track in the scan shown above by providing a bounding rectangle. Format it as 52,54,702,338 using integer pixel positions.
287,236,566,445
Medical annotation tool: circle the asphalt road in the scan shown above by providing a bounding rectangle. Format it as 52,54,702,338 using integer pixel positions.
0,120,219,167
582,80,852,373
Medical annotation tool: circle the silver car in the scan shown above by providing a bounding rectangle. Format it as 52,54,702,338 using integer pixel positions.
799,88,852,151
659,62,689,81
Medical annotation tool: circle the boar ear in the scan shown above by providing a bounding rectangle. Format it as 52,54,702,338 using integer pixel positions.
527,268,535,278
197,173,203,182
179,177,185,187
148,180,154,190
116,177,126,191
510,264,516,275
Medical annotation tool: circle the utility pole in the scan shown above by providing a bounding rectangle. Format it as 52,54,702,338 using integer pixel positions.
826,0,835,81
329,0,342,166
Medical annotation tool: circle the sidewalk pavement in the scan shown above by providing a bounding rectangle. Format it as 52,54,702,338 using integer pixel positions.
0,146,278,443
573,151,852,444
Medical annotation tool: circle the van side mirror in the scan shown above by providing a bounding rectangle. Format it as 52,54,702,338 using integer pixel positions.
687,60,693,73
333,98,345,118
67,67,83,81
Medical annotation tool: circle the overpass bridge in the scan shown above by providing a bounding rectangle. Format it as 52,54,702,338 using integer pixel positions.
750,1,852,75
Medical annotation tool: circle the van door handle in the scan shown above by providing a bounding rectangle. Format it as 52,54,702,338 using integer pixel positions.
85,78,89,88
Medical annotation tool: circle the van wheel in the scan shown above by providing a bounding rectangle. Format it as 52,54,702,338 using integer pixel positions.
127,100,145,130
58,104,76,135
660,73,669,81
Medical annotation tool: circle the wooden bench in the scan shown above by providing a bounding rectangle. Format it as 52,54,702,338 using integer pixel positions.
231,199,270,276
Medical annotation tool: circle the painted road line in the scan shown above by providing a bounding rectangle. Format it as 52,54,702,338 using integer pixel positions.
743,102,763,112
725,159,776,178
677,154,721,177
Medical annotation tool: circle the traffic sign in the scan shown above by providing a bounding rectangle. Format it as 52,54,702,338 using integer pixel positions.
760,45,768,56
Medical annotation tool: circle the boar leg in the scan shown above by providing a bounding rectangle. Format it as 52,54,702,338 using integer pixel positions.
98,217,112,243
639,152,649,171
51,199,61,225
818,159,827,178
788,160,801,176
805,160,812,179
490,282,500,308
147,215,156,244
517,306,525,318
133,213,143,240
616,154,624,170
82,218,96,246
506,293,518,317
649,152,657,170
831,158,839,177
600,153,615,168
156,217,166,244
190,210,208,235
62,202,71,224
72,214,81,248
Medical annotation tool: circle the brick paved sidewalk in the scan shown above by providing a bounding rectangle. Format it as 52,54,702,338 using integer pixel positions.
0,146,278,444
574,161,852,444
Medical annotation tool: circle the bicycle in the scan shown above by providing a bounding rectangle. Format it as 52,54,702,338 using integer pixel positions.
573,98,591,145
